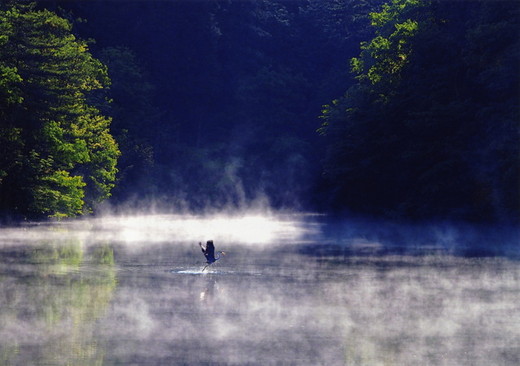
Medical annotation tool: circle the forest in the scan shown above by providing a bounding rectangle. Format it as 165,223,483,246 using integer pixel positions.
0,0,518,223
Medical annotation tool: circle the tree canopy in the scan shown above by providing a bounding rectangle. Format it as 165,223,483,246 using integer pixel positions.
0,2,119,218
320,0,520,222
0,0,518,223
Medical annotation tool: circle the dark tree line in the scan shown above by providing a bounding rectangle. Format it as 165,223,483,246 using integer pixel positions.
0,0,518,223
319,0,520,222
36,0,383,210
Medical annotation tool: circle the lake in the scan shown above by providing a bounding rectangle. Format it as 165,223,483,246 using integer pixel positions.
0,213,519,365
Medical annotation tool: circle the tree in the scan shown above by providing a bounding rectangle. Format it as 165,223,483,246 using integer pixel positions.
350,0,424,86
0,2,119,218
319,0,520,222
97,47,156,201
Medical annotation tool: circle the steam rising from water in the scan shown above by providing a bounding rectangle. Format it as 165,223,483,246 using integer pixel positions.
0,212,321,247
0,212,519,365
89,213,319,245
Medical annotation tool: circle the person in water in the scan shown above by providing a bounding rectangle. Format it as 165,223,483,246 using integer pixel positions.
199,240,225,270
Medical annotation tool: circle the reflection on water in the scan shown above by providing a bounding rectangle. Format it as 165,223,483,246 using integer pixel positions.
0,240,116,366
0,213,519,365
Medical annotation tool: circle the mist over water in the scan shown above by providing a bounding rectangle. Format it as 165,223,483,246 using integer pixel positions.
0,211,519,365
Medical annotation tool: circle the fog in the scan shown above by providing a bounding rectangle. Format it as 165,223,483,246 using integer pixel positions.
0,212,519,365
0,211,320,247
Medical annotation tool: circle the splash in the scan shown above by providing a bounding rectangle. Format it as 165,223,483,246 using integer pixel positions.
173,268,207,275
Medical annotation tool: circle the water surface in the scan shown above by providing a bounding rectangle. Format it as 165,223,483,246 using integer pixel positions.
0,213,519,365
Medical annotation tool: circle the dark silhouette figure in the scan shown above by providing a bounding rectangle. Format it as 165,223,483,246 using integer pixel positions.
199,240,225,271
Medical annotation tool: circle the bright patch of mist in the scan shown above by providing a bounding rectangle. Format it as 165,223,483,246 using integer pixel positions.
0,210,518,259
0,211,322,248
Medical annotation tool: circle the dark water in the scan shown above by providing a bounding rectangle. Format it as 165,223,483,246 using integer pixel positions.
0,213,519,365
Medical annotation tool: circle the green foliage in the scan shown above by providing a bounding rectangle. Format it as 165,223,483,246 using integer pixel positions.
32,170,86,218
320,0,520,222
0,65,22,105
0,2,119,218
351,0,424,86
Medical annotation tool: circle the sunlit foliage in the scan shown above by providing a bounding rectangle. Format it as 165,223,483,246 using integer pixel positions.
0,2,119,218
351,0,424,86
